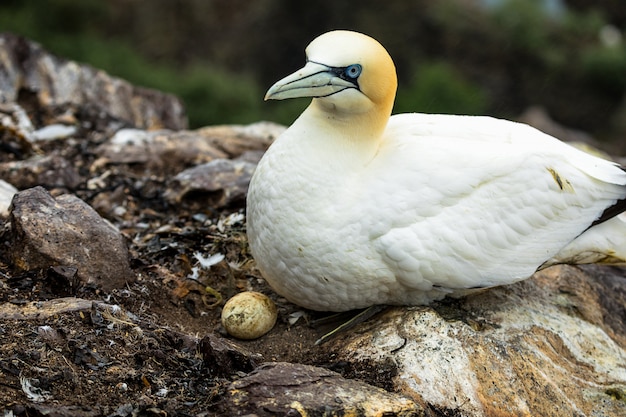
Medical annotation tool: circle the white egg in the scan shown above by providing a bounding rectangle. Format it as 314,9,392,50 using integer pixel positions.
221,291,277,339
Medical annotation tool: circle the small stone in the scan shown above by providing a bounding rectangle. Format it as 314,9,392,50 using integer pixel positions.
31,124,77,141
221,292,277,340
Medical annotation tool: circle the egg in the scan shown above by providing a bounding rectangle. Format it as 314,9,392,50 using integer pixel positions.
221,291,277,339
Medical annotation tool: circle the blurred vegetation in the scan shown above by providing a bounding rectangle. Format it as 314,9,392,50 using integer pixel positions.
396,62,487,115
0,0,625,150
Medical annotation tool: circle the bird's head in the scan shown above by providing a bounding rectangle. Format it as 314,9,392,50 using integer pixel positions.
265,30,397,123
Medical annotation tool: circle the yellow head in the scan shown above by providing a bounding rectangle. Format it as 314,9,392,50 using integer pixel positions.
265,30,397,131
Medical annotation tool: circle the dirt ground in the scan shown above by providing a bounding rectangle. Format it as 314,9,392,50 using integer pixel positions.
0,127,360,416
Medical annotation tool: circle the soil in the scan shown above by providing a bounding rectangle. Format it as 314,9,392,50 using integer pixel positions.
0,130,344,416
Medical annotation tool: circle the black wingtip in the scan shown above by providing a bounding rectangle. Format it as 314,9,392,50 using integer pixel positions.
587,164,626,229
590,197,626,228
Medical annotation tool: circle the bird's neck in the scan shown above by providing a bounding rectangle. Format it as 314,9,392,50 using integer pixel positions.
294,100,391,167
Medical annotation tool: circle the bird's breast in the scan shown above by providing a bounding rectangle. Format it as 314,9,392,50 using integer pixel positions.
246,134,392,310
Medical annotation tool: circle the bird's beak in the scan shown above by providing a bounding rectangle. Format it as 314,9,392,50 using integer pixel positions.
265,62,356,101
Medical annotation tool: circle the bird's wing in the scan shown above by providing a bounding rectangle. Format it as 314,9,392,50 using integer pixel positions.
365,113,626,290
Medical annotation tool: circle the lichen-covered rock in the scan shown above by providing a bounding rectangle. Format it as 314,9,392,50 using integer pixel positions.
8,186,133,290
324,265,626,416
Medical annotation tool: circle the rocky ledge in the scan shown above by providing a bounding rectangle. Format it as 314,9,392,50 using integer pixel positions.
0,33,625,417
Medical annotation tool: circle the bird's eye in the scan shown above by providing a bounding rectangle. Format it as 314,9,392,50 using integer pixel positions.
344,64,362,79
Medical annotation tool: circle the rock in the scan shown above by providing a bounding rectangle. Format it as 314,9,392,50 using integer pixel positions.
223,362,422,416
323,265,626,416
8,186,133,290
164,159,256,208
0,297,117,320
0,102,39,160
95,121,281,175
31,124,78,141
46,265,80,296
95,129,228,172
200,334,260,377
195,121,284,156
0,155,82,190
0,33,186,131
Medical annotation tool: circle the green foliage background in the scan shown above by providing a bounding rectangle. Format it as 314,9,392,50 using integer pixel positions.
1,0,625,149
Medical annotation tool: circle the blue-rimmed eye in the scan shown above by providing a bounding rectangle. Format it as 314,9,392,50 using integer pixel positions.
344,64,362,79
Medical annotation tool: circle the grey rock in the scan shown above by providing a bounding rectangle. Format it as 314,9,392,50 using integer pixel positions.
194,121,284,156
96,128,228,170
95,121,282,175
8,186,133,290
164,159,256,208
0,154,82,190
0,33,186,131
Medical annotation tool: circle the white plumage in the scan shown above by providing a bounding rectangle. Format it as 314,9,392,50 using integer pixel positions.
246,30,626,312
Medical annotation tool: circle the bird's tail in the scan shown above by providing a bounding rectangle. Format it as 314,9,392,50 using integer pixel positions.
542,212,626,268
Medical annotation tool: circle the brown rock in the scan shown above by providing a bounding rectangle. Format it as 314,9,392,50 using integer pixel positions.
224,362,422,417
8,186,133,290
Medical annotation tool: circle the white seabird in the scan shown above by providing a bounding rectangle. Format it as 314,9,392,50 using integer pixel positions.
246,30,626,312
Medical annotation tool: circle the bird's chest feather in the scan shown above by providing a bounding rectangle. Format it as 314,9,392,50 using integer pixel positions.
248,137,370,265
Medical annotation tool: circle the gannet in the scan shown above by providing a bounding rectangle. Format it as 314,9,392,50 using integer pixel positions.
246,30,626,312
